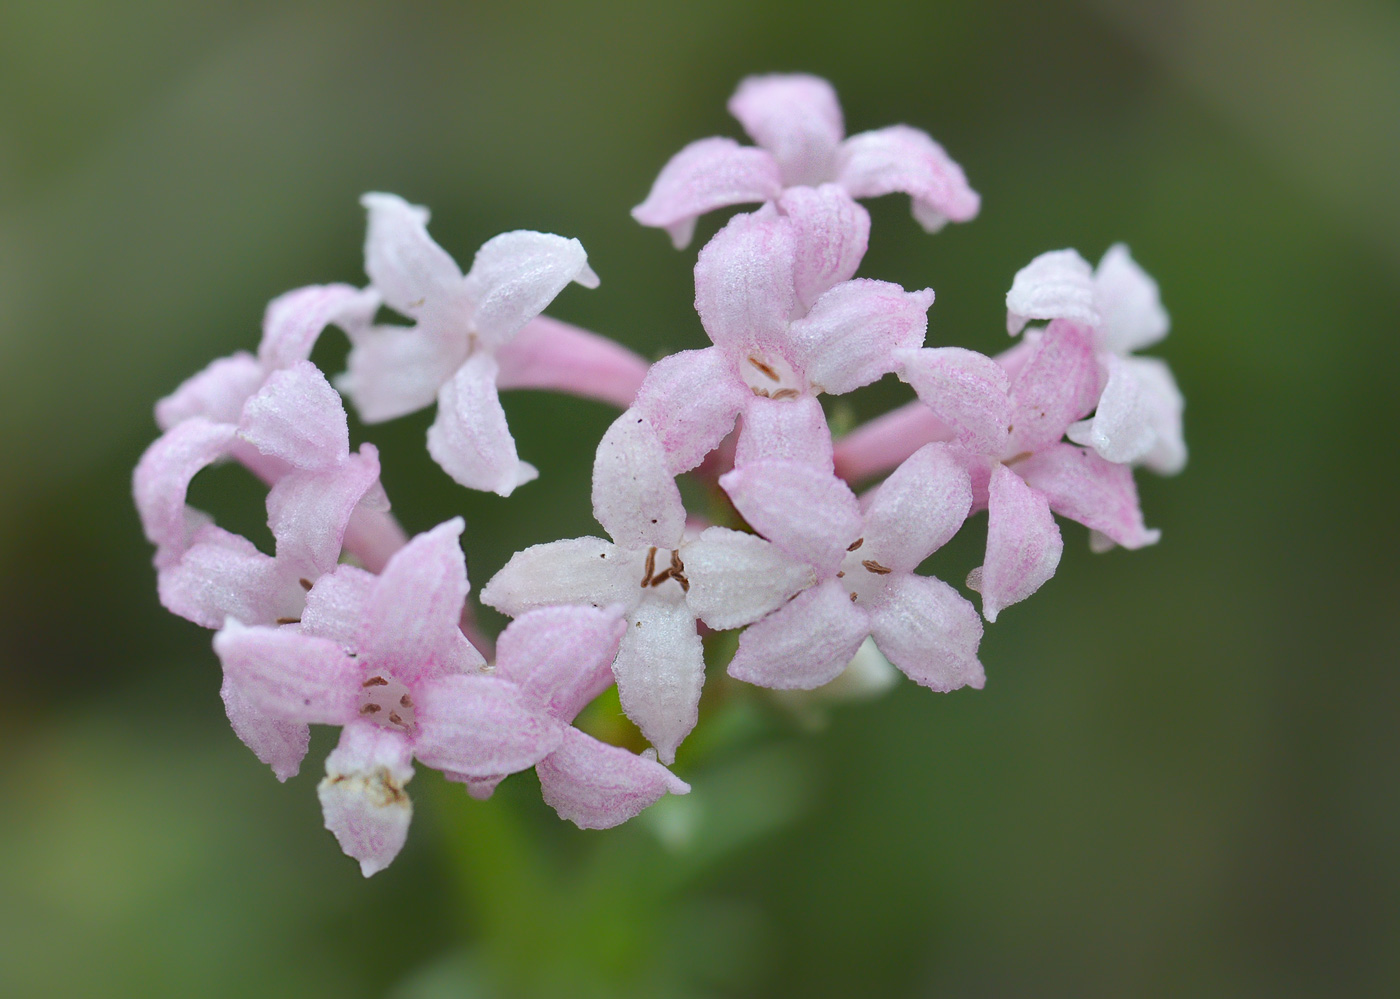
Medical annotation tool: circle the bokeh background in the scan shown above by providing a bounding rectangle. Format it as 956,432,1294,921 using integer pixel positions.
2,0,1397,995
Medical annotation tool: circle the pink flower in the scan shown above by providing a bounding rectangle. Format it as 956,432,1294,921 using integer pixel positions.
215,520,563,876
633,73,979,248
338,193,647,496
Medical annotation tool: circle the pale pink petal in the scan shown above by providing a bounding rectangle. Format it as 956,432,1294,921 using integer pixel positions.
719,460,863,575
591,413,687,549
1134,356,1187,476
413,674,563,777
613,599,704,764
496,315,648,408
360,192,463,317
1005,249,1098,335
317,721,415,877
790,280,934,395
338,323,467,423
836,125,981,232
258,283,380,371
155,352,264,431
341,504,410,575
133,418,237,556
300,564,377,647
735,395,833,471
1006,322,1102,454
362,519,468,683
778,184,870,310
1094,243,1169,354
727,580,870,689
213,620,361,724
693,206,799,352
860,444,973,573
426,353,536,496
266,447,381,576
631,348,749,474
1065,353,1155,465
237,361,349,470
538,728,689,829
631,137,784,248
158,526,292,629
896,347,1013,457
974,464,1063,622
479,537,639,618
868,574,984,691
682,526,817,630
220,674,309,782
493,605,627,721
1016,444,1161,549
461,230,599,347
832,401,954,484
728,73,845,186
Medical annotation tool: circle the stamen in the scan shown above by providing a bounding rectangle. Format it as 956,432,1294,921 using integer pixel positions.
360,703,381,715
299,578,314,591
275,616,301,625
388,711,403,726
641,546,658,587
836,570,845,578
770,388,800,400
862,560,893,575
847,538,864,551
400,694,413,708
850,592,858,602
747,356,780,381
363,676,389,687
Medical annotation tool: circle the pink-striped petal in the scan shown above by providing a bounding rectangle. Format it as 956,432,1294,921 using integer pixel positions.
158,525,291,629
632,348,749,474
861,444,973,573
133,418,237,556
728,74,844,186
317,721,415,877
213,620,361,724
592,412,687,550
266,447,382,576
538,729,689,829
973,464,1063,622
480,537,639,618
221,674,309,782
631,137,784,248
426,353,536,496
1005,249,1098,335
896,346,1013,457
361,519,468,684
1094,243,1169,354
238,361,349,470
727,580,870,689
360,192,463,318
683,526,817,630
790,280,933,395
735,395,833,471
413,674,563,777
493,605,627,721
868,574,984,691
779,184,870,310
496,315,648,409
339,323,467,423
836,125,981,232
154,351,264,431
258,283,379,371
461,230,599,348
720,460,862,575
693,206,799,352
612,598,704,764
300,564,377,648
1006,322,1102,454
1016,443,1161,549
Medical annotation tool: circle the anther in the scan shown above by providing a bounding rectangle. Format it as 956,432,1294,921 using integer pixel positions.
771,388,800,400
641,547,658,587
360,703,381,715
363,676,389,687
275,617,301,625
388,711,403,726
862,560,893,575
400,694,413,708
847,538,864,551
299,578,314,591
747,356,780,381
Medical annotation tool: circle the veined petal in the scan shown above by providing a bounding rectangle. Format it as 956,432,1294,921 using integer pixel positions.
694,206,799,352
361,192,463,318
496,315,649,409
220,674,309,782
538,728,689,829
727,579,870,689
974,464,1063,622
836,125,981,231
869,574,984,691
1065,353,1155,465
1007,322,1102,454
462,230,599,348
339,323,467,423
133,418,237,556
1133,356,1187,476
896,346,1013,456
318,721,415,877
493,605,627,721
861,443,973,573
1005,249,1098,335
631,137,784,248
158,526,291,629
683,526,817,630
258,283,379,371
1094,243,1169,354
213,621,360,725
735,395,833,471
301,564,377,648
779,184,870,310
362,519,468,684
612,598,704,764
720,460,862,576
238,361,349,470
427,353,535,496
155,352,264,431
480,537,639,618
632,348,748,474
413,674,563,777
728,73,844,186
592,412,687,549
1017,444,1161,550
267,447,382,577
790,279,933,396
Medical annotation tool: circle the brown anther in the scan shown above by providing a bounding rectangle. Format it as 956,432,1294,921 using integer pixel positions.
400,694,413,708
649,567,676,587
388,711,403,726
675,574,690,593
847,538,864,551
850,592,858,602
640,546,658,587
362,676,389,687
299,578,314,591
670,549,684,573
747,356,780,381
275,616,301,625
771,388,800,400
360,703,382,715
836,570,845,578
862,559,893,575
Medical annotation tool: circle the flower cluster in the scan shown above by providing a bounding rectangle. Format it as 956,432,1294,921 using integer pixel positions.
134,73,1183,876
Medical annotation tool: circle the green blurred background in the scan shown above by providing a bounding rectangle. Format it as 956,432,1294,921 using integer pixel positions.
2,0,1397,995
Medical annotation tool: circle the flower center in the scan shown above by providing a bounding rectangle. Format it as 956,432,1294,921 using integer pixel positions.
639,546,689,593
836,537,894,605
358,673,416,732
740,353,804,400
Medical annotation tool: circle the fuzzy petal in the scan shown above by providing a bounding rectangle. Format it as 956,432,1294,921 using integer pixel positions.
220,674,309,782
339,323,467,423
631,137,784,248
133,418,237,556
719,460,862,575
213,621,360,725
632,348,748,474
974,464,1063,622
735,395,833,471
1134,356,1187,476
480,537,639,618
727,580,870,689
1005,249,1098,335
267,448,382,576
592,412,687,549
155,352,264,431
258,283,379,371
896,347,1013,457
300,564,377,648
728,73,844,186
779,184,870,310
1065,353,1155,465
790,280,933,395
318,721,415,877
869,574,984,691
693,206,798,352
413,674,563,777
159,526,291,629
1094,243,1169,354
613,599,704,764
495,315,648,409
461,230,598,348
493,605,627,721
832,400,954,484
362,519,468,683
836,125,981,231
238,362,349,470
861,444,973,572
683,526,817,630
538,728,689,829
361,192,463,318
1006,322,1102,454
427,353,536,496
1017,444,1160,549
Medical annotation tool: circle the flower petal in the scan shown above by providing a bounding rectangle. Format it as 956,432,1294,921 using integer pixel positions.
538,728,689,829
238,361,349,470
493,605,627,721
158,526,292,629
213,620,360,724
338,323,467,423
480,537,639,618
220,674,309,782
789,280,933,395
1094,243,1169,354
1134,356,1187,476
632,348,749,474
683,526,817,630
360,192,463,318
1016,443,1161,549
727,580,870,689
832,400,955,485
300,563,377,648
1006,322,1102,454
133,418,237,557
1005,249,1098,335
896,346,1013,457
861,443,973,572
361,519,468,684
461,230,598,347
413,674,563,777
868,574,984,691
592,412,687,549
631,137,784,248
317,721,415,877
258,283,379,371
779,184,870,310
266,447,382,577
735,395,834,471
973,464,1063,622
613,599,704,764
728,73,845,186
693,205,798,353
154,351,264,431
495,315,648,409
836,124,981,231
719,460,862,575
426,353,536,496
1065,353,1156,465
